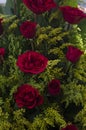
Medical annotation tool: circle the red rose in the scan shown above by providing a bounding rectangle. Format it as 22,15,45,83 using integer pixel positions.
20,21,37,39
16,51,48,74
0,48,5,64
0,48,5,56
23,0,57,14
59,6,86,24
61,124,78,130
48,79,60,96
0,18,3,35
66,45,84,63
14,84,43,109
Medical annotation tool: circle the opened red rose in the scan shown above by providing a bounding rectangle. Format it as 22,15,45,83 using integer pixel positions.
0,48,5,56
48,79,60,96
61,124,78,130
16,51,48,74
14,84,43,109
23,0,57,14
66,45,84,63
0,18,3,35
59,6,86,24
20,21,37,39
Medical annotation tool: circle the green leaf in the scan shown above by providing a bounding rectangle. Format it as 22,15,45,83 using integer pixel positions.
63,0,78,7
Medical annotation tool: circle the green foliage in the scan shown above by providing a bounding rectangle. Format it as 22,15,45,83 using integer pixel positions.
79,19,86,51
0,107,32,130
36,25,69,57
63,0,78,7
20,3,34,21
0,0,86,130
75,105,86,130
68,25,84,50
61,54,86,107
74,54,86,83
62,81,86,107
32,107,66,130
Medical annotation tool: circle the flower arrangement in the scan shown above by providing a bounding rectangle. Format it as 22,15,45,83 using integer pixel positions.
0,0,86,130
